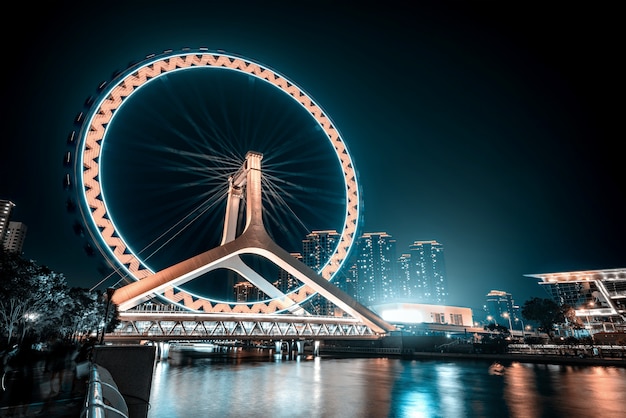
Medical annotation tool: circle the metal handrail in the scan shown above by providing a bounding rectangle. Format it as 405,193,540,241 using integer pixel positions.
81,364,129,418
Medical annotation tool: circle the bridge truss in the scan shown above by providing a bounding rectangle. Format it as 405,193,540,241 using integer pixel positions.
106,310,382,343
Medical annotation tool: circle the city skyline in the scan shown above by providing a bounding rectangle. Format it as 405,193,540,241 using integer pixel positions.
2,2,623,311
0,201,602,317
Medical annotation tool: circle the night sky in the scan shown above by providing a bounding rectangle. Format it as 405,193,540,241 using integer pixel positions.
2,2,623,312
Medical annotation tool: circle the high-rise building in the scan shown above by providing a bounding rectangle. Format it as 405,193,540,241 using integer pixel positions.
302,230,340,272
397,253,413,300
0,199,16,246
333,262,359,300
3,221,27,254
276,252,303,294
407,240,448,304
234,281,265,302
484,290,519,329
301,230,341,315
354,232,397,307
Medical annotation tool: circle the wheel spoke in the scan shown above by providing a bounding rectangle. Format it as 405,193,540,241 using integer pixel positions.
75,50,360,311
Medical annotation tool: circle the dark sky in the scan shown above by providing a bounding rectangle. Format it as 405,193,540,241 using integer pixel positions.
2,1,623,311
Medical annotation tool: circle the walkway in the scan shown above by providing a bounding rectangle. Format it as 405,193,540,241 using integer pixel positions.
0,361,84,417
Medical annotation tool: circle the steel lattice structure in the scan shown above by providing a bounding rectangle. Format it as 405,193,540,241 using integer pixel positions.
107,311,382,343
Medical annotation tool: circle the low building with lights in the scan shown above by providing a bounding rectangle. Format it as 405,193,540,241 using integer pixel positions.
525,268,626,335
372,302,473,327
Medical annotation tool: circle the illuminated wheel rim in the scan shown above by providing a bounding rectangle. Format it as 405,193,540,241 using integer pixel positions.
74,49,360,312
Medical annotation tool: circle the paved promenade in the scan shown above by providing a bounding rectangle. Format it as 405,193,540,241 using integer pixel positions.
0,361,84,418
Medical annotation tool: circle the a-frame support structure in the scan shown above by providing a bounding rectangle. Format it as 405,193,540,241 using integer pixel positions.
111,151,395,334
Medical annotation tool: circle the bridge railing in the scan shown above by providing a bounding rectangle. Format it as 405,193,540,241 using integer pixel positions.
81,364,129,418
108,311,384,341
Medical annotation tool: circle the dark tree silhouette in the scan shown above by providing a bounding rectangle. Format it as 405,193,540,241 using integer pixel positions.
521,297,565,339
0,248,119,346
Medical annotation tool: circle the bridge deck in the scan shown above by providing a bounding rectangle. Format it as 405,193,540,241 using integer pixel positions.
107,310,386,342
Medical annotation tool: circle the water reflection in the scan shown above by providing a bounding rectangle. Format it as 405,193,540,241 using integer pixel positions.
147,353,626,418
498,362,626,418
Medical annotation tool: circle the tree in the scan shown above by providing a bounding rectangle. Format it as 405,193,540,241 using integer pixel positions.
562,304,585,338
484,323,510,334
0,249,119,346
59,287,118,341
521,297,565,339
0,250,67,345
23,268,69,340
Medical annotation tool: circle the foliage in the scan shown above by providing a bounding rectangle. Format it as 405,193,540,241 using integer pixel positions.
0,249,118,347
562,304,585,330
0,250,66,345
60,287,104,340
484,323,510,334
521,297,565,338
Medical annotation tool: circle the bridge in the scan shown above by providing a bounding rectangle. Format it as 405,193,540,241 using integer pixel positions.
106,309,384,343
104,152,396,346
104,307,392,361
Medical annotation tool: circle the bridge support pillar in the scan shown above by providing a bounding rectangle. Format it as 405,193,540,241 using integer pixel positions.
275,340,299,358
313,340,320,357
158,342,170,361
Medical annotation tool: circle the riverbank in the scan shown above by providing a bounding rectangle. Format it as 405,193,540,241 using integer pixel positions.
319,336,626,367
319,348,626,367
402,350,626,367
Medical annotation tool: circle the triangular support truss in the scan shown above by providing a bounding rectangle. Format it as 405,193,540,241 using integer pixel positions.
111,151,395,334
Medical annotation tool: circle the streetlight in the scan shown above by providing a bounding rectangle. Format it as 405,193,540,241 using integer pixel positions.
23,312,39,340
515,317,526,339
100,287,116,344
487,315,496,325
502,312,513,333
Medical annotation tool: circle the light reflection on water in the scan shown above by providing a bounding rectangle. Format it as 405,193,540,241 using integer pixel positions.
147,352,626,418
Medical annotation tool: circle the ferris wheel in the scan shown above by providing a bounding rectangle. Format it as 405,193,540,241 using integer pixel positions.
66,48,362,313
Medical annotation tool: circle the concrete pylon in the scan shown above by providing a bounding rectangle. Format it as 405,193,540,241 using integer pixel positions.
111,151,395,334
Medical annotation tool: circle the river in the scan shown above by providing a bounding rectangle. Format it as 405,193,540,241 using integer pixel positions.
146,349,626,418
